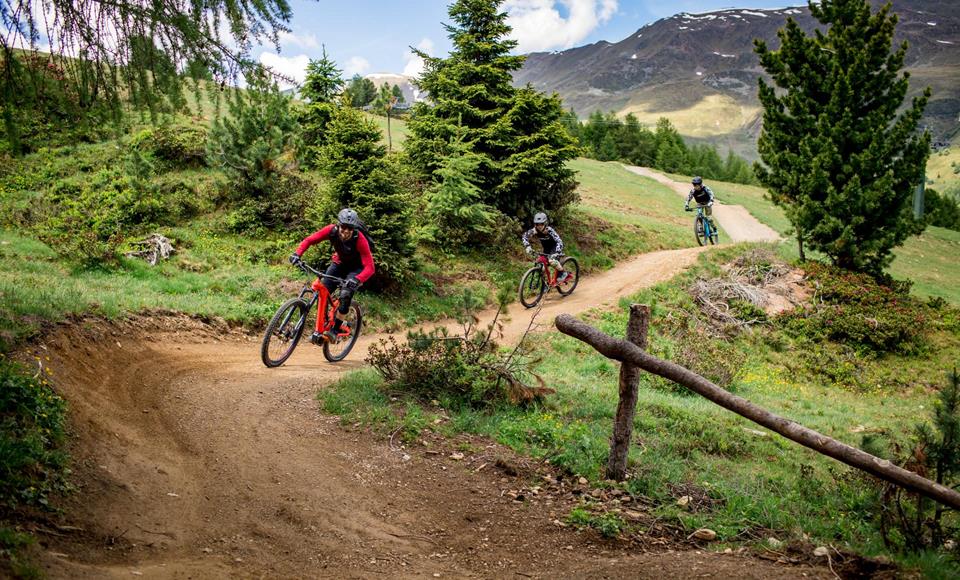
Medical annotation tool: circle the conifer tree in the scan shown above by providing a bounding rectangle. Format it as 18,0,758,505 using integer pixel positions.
300,48,343,104
405,0,579,220
316,106,415,287
754,0,930,273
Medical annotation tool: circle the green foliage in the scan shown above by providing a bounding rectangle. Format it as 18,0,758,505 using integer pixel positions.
134,123,208,170
0,359,68,513
567,507,625,538
300,48,343,104
923,188,960,231
2,0,293,154
316,105,415,287
206,73,300,198
420,133,499,247
778,262,932,355
37,164,205,264
879,369,960,552
405,0,580,221
0,527,40,580
755,0,931,273
343,75,376,108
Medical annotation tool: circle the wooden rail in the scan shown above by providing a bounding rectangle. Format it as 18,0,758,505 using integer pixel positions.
555,312,960,511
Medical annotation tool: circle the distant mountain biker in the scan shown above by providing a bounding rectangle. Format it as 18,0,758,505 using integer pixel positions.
289,208,375,344
521,212,570,283
684,176,717,231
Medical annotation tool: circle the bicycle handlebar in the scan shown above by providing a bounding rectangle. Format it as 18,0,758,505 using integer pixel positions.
296,262,353,286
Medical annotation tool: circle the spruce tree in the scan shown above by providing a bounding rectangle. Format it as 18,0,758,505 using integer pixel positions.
405,0,579,221
316,106,415,287
754,0,930,273
300,48,343,104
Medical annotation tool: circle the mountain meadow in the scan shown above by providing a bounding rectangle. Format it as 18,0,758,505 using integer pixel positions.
2,0,960,578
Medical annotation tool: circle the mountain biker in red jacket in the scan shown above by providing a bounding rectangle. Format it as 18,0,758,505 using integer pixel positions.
289,208,375,344
521,212,570,283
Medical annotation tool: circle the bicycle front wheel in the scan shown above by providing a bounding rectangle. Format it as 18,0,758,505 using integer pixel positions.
323,302,363,362
694,216,708,246
261,298,309,367
557,257,579,296
519,267,546,308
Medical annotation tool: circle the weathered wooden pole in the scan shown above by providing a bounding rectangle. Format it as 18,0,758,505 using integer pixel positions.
555,313,960,510
606,304,649,481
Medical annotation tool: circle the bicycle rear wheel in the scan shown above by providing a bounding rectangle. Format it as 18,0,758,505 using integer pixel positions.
694,216,708,246
519,266,546,308
261,298,309,367
323,302,363,362
557,257,579,296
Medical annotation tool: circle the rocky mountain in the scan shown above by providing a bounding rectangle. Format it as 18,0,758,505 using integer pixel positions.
364,73,423,106
514,0,959,156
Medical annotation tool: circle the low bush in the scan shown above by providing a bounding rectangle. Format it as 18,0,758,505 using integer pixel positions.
0,359,68,513
133,123,208,170
778,263,931,355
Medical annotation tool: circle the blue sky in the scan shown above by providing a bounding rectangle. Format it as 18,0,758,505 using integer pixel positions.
259,0,800,84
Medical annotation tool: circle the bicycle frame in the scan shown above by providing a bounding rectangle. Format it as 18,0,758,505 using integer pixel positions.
297,263,349,337
696,206,713,239
534,254,562,288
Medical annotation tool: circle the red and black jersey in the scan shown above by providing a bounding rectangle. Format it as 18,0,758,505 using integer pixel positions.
295,224,375,283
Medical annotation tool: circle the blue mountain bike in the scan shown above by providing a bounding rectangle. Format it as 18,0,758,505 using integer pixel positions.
687,205,719,246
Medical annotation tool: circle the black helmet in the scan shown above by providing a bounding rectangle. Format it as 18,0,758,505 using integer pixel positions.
691,176,703,186
337,208,360,228
533,212,548,225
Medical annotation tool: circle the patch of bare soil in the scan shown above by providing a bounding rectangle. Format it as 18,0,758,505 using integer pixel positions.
11,243,847,579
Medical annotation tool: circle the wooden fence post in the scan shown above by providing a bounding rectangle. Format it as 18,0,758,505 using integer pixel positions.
606,304,649,481
555,313,960,511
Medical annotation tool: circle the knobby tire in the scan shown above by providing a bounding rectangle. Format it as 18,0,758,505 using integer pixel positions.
261,298,309,367
322,302,363,362
694,215,707,247
519,266,546,308
557,257,580,296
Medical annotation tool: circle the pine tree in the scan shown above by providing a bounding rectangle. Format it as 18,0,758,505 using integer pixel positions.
754,0,930,273
405,0,579,221
316,106,415,287
297,49,344,168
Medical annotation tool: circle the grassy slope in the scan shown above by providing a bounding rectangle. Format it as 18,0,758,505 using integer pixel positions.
683,178,960,305
0,116,696,346
927,145,960,197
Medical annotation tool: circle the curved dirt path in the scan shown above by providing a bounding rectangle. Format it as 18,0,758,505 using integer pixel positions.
622,166,782,244
23,175,829,578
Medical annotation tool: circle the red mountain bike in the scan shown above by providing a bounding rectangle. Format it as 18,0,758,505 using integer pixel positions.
261,261,363,367
518,253,579,308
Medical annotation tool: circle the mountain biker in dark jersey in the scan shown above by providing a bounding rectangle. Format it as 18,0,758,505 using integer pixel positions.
684,176,718,231
521,212,570,283
289,208,375,344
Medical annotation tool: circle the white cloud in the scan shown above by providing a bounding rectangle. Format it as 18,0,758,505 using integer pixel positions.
278,31,320,50
403,38,434,78
343,56,371,77
259,52,310,87
504,0,617,53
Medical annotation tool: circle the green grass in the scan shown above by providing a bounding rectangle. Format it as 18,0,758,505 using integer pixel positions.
672,174,960,305
366,112,409,150
322,247,960,577
927,145,960,198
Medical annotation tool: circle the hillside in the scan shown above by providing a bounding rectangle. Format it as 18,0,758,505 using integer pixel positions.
514,0,960,158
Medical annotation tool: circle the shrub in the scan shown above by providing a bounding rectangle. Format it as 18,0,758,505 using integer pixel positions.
134,123,208,169
778,263,930,355
0,360,68,512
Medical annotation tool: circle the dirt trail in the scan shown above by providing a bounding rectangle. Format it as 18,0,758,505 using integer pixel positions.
622,166,782,244
24,172,830,578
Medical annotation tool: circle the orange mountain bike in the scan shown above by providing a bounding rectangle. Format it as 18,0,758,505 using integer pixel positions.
261,261,363,367
518,252,579,308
